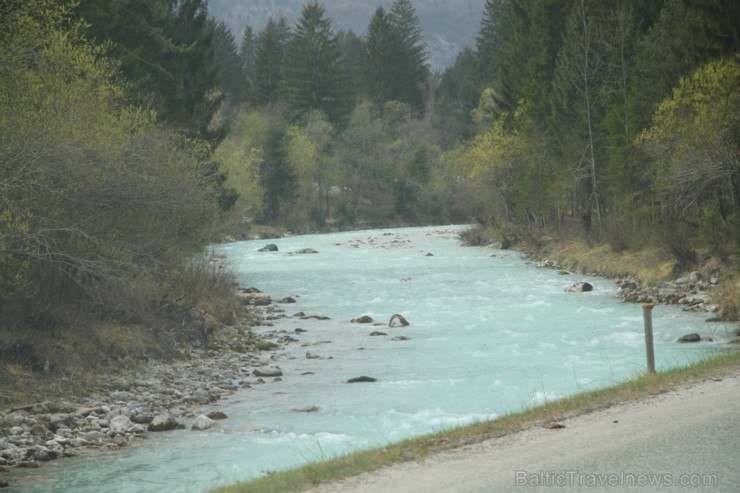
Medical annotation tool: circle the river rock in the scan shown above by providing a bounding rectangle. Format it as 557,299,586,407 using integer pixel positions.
370,331,387,336
148,414,178,432
242,294,272,306
29,423,51,439
258,244,278,252
253,367,283,378
565,282,593,292
109,416,134,434
388,314,410,327
191,415,216,431
131,413,154,425
293,248,318,254
292,406,320,413
206,411,228,420
351,315,374,323
47,401,76,414
347,376,377,383
677,333,701,343
189,388,216,405
49,415,78,432
300,315,331,320
29,445,53,461
109,391,135,402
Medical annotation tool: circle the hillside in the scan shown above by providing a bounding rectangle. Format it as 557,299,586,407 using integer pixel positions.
208,0,486,69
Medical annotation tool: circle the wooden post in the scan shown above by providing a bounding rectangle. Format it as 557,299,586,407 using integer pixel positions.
643,303,655,374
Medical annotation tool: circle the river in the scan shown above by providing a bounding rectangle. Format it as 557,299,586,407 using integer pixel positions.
6,225,726,492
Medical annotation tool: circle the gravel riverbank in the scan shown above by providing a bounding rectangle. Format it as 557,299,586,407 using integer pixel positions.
0,297,300,488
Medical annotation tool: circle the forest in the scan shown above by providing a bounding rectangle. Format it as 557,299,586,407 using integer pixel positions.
0,0,738,348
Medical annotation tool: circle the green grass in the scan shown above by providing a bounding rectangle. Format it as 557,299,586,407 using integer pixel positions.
211,350,739,493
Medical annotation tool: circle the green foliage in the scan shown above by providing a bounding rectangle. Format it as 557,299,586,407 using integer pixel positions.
364,7,404,107
214,111,268,226
253,18,289,107
280,2,353,127
436,47,479,145
0,209,32,297
210,18,248,104
362,1,430,113
639,56,739,255
387,0,429,113
260,125,298,224
0,0,223,330
73,0,223,142
286,110,338,227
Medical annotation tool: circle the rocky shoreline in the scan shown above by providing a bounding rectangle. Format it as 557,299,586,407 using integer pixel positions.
0,297,298,488
533,257,722,315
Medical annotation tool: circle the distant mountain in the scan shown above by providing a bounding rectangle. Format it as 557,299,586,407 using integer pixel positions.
208,0,486,70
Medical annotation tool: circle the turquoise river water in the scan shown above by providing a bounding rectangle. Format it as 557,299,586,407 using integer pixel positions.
7,225,730,492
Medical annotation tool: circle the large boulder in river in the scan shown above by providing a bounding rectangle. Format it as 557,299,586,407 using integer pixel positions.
388,314,410,327
565,282,593,292
258,244,278,252
191,415,216,431
351,315,374,324
677,333,701,343
207,411,228,420
148,414,178,432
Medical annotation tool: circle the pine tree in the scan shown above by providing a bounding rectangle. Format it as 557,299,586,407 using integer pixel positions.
211,19,247,104
437,47,479,145
475,0,508,89
364,7,403,106
73,0,222,141
552,0,605,232
239,25,257,102
280,2,352,126
253,18,288,108
260,127,298,225
481,0,568,117
337,30,365,105
388,0,429,113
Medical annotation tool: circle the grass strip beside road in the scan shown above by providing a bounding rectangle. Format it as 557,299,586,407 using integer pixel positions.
211,349,740,493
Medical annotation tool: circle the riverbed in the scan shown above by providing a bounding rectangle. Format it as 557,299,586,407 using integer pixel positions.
5,226,727,492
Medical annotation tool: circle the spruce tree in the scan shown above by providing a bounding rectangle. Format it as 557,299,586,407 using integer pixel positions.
388,0,429,113
280,2,352,126
475,0,508,89
480,0,567,117
211,19,247,104
260,127,298,225
253,18,288,108
74,0,222,141
240,25,257,102
364,7,403,106
337,30,365,105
